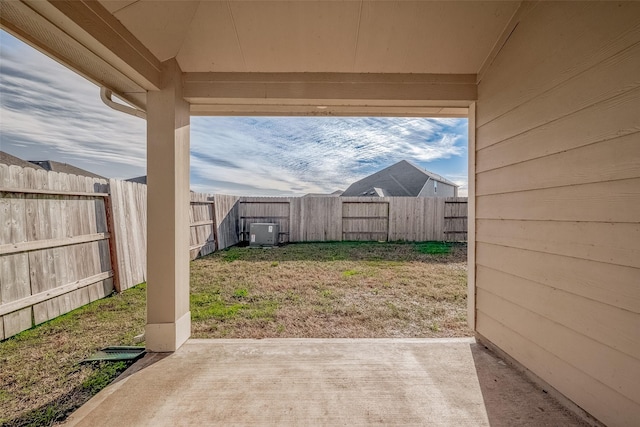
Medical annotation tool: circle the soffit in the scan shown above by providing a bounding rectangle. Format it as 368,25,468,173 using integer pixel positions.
101,0,520,74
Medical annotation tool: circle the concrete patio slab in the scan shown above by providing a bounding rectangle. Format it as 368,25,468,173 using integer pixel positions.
63,338,588,426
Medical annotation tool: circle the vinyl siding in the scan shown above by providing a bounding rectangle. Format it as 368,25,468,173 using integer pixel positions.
417,180,456,197
474,2,640,426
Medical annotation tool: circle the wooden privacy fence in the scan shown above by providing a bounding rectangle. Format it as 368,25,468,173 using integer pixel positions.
0,164,235,340
238,196,468,243
101,188,241,294
213,194,241,250
0,164,113,341
189,193,216,260
108,179,146,292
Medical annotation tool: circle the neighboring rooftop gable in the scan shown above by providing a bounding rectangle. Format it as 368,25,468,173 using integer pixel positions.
126,175,147,184
0,151,45,170
414,163,458,187
29,160,106,179
373,187,386,197
303,190,343,197
342,160,457,197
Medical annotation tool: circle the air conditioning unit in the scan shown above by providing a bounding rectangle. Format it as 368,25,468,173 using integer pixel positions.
249,223,279,247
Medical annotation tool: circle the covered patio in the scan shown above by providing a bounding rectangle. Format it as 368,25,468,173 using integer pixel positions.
1,1,637,426
65,338,586,426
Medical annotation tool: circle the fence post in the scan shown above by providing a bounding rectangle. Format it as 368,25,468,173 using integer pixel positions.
105,179,121,292
210,197,218,251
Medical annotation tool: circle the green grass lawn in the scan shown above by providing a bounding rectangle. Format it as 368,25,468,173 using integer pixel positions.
0,241,468,426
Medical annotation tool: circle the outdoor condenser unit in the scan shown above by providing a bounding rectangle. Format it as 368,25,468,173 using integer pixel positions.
249,223,279,247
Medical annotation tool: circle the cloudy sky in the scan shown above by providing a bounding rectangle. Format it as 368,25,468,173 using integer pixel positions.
0,30,468,196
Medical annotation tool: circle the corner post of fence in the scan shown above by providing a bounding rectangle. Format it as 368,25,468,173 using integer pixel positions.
210,196,218,251
104,179,121,292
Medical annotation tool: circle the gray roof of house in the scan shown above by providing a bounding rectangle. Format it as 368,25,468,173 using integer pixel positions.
342,160,457,197
303,190,344,197
126,175,147,184
0,151,45,170
28,160,106,179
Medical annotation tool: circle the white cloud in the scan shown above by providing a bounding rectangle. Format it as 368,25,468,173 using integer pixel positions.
0,31,146,179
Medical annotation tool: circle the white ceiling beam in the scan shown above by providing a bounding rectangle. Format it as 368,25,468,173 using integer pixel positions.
184,72,476,116
190,104,469,118
184,73,477,101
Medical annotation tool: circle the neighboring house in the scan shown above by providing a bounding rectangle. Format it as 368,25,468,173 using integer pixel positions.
1,151,105,180
0,151,45,170
28,159,106,179
126,175,147,184
341,160,458,198
303,190,344,197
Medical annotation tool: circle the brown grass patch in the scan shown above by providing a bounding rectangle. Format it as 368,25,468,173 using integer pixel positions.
191,241,470,338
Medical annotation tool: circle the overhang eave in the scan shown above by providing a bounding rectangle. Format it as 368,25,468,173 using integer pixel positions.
184,72,475,117
189,102,470,118
0,0,160,110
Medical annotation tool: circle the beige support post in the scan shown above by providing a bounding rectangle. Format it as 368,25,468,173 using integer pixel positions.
467,103,476,331
145,59,191,352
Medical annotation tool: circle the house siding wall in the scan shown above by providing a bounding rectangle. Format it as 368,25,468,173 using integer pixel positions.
475,2,640,426
417,180,456,198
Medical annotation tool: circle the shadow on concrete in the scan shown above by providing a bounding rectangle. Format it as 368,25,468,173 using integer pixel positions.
113,352,171,384
470,342,589,426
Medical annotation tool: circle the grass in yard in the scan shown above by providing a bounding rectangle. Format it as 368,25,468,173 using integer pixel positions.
1,241,468,425
0,284,146,426
190,241,470,339
415,241,453,255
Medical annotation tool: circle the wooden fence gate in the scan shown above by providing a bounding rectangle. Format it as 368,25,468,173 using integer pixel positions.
342,200,390,241
443,198,468,242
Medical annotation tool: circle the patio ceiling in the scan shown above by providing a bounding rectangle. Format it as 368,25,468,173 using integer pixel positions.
0,1,521,116
103,1,518,74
